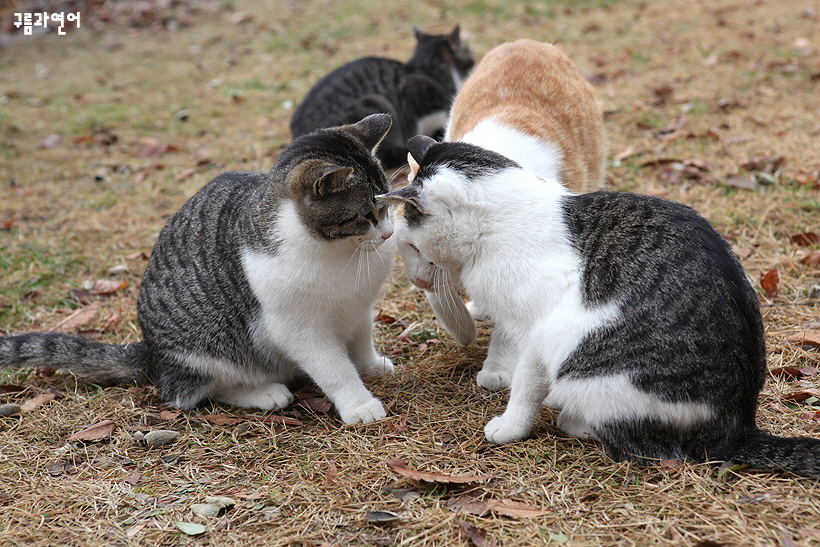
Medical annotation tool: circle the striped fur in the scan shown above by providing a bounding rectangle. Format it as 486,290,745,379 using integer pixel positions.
1,114,396,424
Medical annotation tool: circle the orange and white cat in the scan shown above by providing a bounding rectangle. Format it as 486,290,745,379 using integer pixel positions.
394,39,605,386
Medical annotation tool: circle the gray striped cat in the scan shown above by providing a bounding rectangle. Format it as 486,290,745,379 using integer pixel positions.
290,26,474,169
378,136,820,478
1,114,396,424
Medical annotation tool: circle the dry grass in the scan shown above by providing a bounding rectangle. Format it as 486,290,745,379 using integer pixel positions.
1,0,820,545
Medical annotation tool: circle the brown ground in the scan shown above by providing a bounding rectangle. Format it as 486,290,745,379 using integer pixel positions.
1,0,819,545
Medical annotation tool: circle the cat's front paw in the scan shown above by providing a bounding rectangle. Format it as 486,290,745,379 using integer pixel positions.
476,369,511,391
484,415,528,444
360,356,395,376
340,398,387,424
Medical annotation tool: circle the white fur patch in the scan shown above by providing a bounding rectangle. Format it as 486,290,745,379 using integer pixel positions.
546,373,714,434
416,110,449,139
459,119,564,183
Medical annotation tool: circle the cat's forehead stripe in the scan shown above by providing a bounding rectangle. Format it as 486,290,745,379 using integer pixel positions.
415,142,519,182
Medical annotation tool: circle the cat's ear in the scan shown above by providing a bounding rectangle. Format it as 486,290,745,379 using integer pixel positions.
448,25,461,46
407,135,437,167
413,26,426,42
376,184,426,213
313,165,354,198
353,113,392,153
407,152,421,182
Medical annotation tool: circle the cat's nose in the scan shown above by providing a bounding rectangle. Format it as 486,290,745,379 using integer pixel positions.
381,228,393,240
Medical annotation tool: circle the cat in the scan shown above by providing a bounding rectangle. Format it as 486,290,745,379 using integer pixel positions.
0,114,396,425
395,40,605,380
290,26,474,170
377,134,820,479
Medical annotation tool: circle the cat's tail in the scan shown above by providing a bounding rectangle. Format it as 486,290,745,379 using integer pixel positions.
0,332,147,384
724,427,820,479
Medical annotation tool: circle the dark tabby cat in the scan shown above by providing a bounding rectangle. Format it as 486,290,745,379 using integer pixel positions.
290,26,474,169
378,135,820,478
1,114,397,425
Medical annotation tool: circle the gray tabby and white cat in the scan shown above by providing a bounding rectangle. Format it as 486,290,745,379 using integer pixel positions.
378,135,820,478
290,27,474,169
1,114,396,424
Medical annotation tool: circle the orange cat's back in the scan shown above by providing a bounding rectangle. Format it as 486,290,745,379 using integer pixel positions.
446,40,605,192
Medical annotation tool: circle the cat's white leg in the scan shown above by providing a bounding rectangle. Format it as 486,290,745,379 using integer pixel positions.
485,346,551,444
286,333,387,424
347,316,395,377
425,288,476,346
476,321,518,391
213,383,295,411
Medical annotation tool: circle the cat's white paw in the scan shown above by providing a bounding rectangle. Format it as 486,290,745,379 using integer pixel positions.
484,415,528,444
360,356,395,376
340,398,387,424
476,369,511,391
214,383,294,411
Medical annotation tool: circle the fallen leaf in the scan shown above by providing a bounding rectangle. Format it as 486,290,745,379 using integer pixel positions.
326,461,339,485
802,251,820,267
92,279,127,296
724,175,756,190
447,494,491,516
781,388,820,403
161,409,181,421
798,527,820,539
790,232,820,247
0,384,25,394
299,397,332,413
769,366,819,378
68,419,116,442
175,522,206,536
387,414,409,432
386,459,494,484
103,306,123,332
397,322,419,344
659,458,683,470
49,301,101,333
375,313,397,324
800,411,820,422
365,510,400,523
123,472,141,485
786,330,820,348
485,499,551,518
20,392,56,412
732,246,752,260
459,520,495,547
760,269,782,298
199,414,244,426
38,134,62,149
769,401,792,413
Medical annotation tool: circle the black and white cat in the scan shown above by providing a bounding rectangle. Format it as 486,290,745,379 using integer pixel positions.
0,114,396,424
378,135,820,478
290,27,474,169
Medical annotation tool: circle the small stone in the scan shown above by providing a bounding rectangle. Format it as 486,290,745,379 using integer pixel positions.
0,403,22,417
143,430,179,447
808,285,820,300
108,264,130,276
204,496,236,509
191,503,220,518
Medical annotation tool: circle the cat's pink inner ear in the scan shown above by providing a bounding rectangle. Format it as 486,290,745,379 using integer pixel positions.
408,153,420,182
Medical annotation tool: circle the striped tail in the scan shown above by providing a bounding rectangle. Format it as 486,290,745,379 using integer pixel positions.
725,427,820,479
0,332,146,384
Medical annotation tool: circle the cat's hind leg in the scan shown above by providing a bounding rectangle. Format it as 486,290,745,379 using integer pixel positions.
555,411,598,440
476,320,518,391
213,383,295,411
